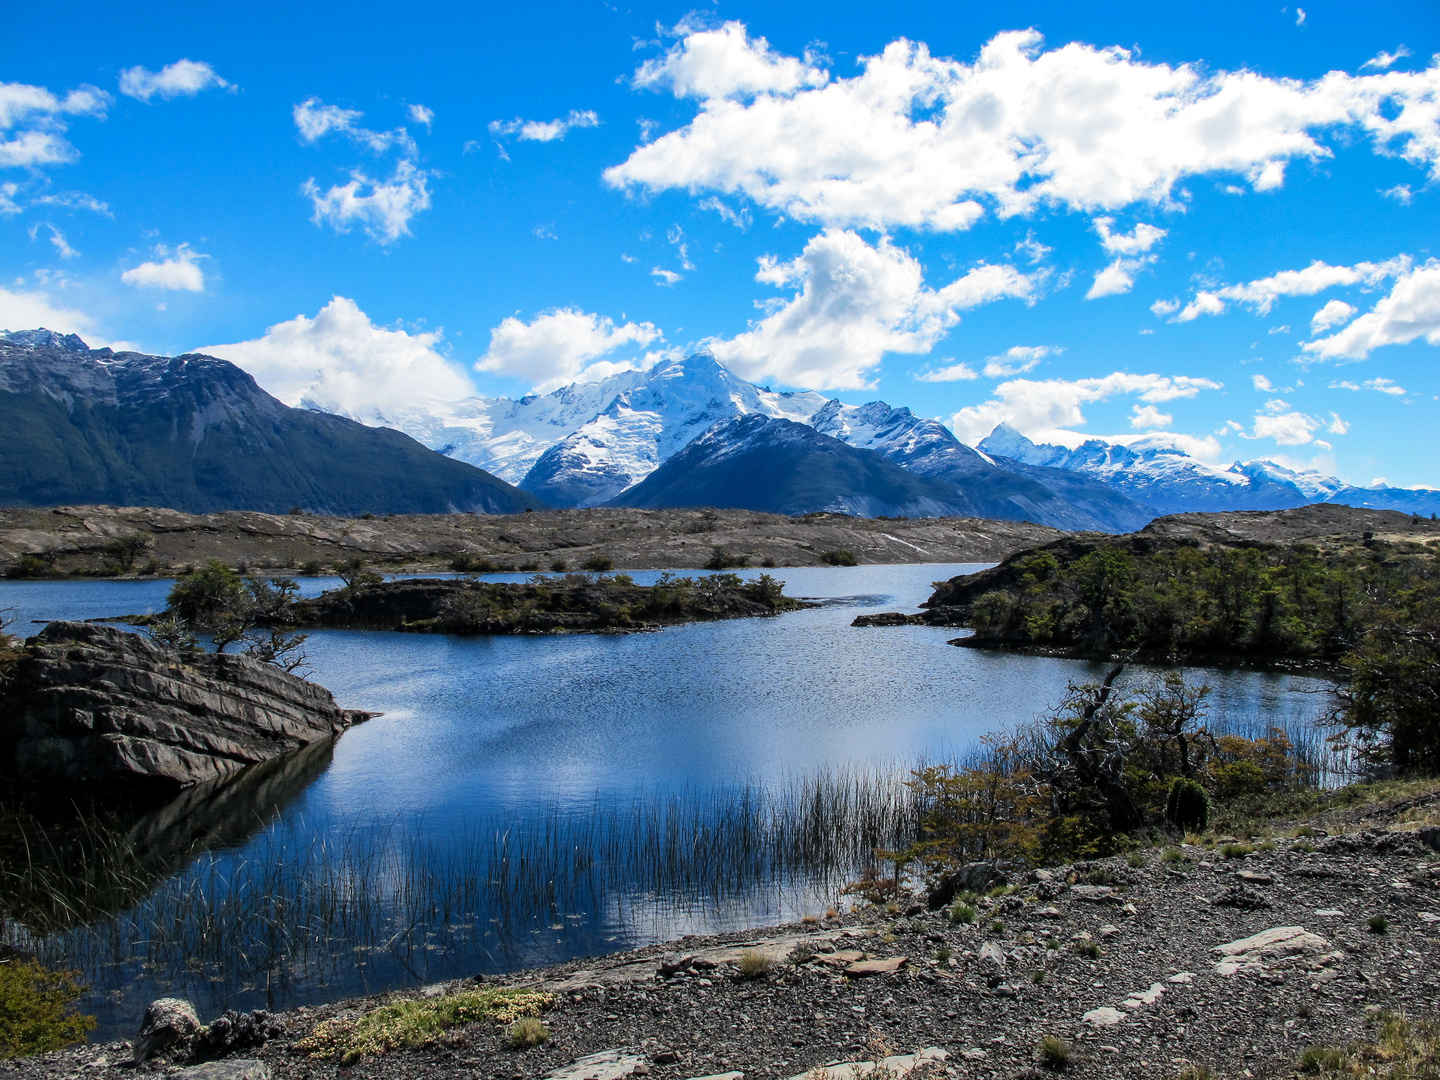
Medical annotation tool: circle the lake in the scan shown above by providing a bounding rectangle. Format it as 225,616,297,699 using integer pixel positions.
0,565,1334,1037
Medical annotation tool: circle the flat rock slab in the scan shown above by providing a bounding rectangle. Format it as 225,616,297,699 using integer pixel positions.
1122,982,1165,1009
1237,870,1275,885
843,956,907,977
1213,926,1329,975
815,949,867,967
1071,885,1120,903
545,1049,648,1080
683,1073,743,1080
1083,1007,1127,1026
785,1047,946,1080
544,931,853,990
173,1063,271,1080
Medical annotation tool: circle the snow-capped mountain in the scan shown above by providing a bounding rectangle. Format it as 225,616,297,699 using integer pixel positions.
979,424,1440,518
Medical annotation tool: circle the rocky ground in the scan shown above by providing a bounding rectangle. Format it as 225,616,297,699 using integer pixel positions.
0,506,1061,579
5,785,1439,1080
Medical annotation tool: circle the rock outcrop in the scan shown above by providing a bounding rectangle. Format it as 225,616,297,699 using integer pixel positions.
0,622,371,797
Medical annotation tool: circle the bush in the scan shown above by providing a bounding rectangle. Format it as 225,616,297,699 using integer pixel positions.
819,549,858,566
549,559,568,573
1073,941,1101,959
1037,1034,1070,1070
0,958,96,1058
949,901,977,925
1165,779,1210,833
706,546,749,570
580,554,614,572
1368,914,1390,934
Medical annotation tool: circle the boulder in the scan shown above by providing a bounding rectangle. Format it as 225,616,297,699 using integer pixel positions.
174,1063,271,1080
134,997,201,1061
0,622,372,797
926,861,1006,909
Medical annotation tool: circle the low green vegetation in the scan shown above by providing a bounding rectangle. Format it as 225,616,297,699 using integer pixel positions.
1037,1034,1070,1070
0,958,96,1058
292,986,552,1064
736,949,773,979
1294,1010,1440,1077
505,1017,549,1049
819,549,859,566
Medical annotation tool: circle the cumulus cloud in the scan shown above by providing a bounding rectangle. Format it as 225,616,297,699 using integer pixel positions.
302,160,431,245
0,81,110,169
119,59,231,102
408,104,434,127
948,371,1221,445
1172,257,1410,321
120,243,205,291
1310,298,1357,333
632,20,829,100
1087,219,1166,297
1243,398,1347,445
606,26,1440,232
475,308,662,392
1302,260,1440,359
1130,403,1172,429
915,361,978,382
982,344,1059,376
202,296,475,415
293,97,417,155
489,109,600,142
1363,47,1411,71
707,228,1039,390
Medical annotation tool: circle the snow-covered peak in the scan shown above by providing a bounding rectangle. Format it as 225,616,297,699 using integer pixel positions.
2,328,91,352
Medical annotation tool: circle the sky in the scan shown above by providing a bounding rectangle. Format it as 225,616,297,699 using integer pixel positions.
3,0,1439,485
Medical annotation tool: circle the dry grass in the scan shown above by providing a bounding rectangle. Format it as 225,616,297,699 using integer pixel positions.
1295,1010,1440,1078
736,949,774,980
292,986,552,1064
1037,1033,1070,1070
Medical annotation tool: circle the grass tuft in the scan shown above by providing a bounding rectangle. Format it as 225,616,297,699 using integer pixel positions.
1036,1034,1070,1070
736,949,773,980
506,1017,548,1049
949,901,978,925
293,987,552,1064
1161,847,1187,864
1220,843,1256,859
1073,940,1101,960
1368,914,1390,934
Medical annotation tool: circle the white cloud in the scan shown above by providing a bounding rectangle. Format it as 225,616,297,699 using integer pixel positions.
475,307,661,392
1295,8,1307,26
1381,183,1413,203
651,267,682,285
1310,298,1356,333
633,20,829,100
607,26,1440,232
1173,256,1409,320
1302,260,1440,359
0,284,96,337
915,361,978,382
32,190,110,215
118,59,231,102
1253,373,1275,391
0,182,17,215
1015,232,1051,264
982,344,1059,377
408,104,434,127
1095,218,1166,256
1329,377,1406,395
707,228,1039,390
1249,399,1321,444
1130,403,1172,429
202,296,475,415
489,109,600,142
0,81,110,169
948,370,1221,445
302,160,431,245
33,222,77,259
120,243,205,291
293,97,417,155
1363,47,1410,71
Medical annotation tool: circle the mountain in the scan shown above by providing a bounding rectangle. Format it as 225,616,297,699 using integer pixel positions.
0,329,545,516
979,424,1440,518
608,414,980,518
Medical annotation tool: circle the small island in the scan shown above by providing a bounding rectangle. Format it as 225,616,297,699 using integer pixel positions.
286,570,815,634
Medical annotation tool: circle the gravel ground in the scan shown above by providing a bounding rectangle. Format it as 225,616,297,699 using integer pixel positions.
5,790,1439,1080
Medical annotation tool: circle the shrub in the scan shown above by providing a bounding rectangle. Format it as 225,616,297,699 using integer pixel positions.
1036,1034,1070,1070
1161,847,1187,864
580,555,614,572
1220,843,1255,859
819,549,858,566
506,1017,548,1049
550,559,568,573
736,949,773,980
1165,778,1210,833
1073,941,1101,959
705,546,749,570
1127,852,1147,867
990,919,1005,933
0,958,96,1058
936,946,951,963
1368,915,1390,934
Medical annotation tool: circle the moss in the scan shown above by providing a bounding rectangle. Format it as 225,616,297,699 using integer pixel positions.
0,958,96,1059
293,986,552,1064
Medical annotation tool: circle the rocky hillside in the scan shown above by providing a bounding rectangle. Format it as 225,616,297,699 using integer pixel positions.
8,783,1439,1080
0,330,543,517
0,504,1062,577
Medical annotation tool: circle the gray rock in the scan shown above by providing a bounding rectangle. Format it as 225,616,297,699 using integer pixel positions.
926,861,1006,909
0,622,372,796
134,997,201,1061
173,1062,271,1080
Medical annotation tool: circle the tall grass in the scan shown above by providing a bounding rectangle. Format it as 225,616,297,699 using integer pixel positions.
0,765,917,1030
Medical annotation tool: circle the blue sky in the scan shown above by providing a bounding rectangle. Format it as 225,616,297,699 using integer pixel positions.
4,0,1439,484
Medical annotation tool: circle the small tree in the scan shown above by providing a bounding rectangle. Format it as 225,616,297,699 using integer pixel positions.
1334,618,1440,774
334,557,382,591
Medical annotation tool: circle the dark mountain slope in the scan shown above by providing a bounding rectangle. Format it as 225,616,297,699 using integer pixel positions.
605,414,979,517
0,330,545,515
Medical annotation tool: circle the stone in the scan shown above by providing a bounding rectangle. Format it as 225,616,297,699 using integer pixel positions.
785,1047,946,1080
816,949,866,967
842,957,907,977
1167,972,1196,984
683,1074,743,1080
1082,1007,1127,1026
977,941,1007,967
1314,908,1345,917
1122,983,1165,1009
927,862,1006,910
134,997,201,1061
1071,885,1119,903
961,1048,988,1060
1236,870,1274,885
1,623,372,797
546,1049,650,1080
1418,912,1440,923
173,1062,271,1080
1098,924,1121,938
1034,907,1063,918
1213,927,1329,976
658,953,694,977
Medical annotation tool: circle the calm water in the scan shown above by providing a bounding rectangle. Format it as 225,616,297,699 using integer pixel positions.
0,566,1334,1036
